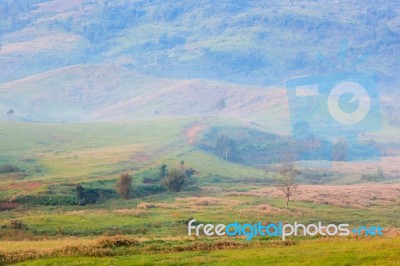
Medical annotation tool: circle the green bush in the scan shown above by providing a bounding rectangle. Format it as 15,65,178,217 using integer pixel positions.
161,168,186,192
10,219,24,230
76,186,117,205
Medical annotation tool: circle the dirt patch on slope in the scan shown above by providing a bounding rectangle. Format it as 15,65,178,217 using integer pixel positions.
186,124,207,144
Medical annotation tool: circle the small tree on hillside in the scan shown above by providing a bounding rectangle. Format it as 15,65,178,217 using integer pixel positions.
332,138,348,161
6,109,14,121
185,167,195,178
302,134,322,160
116,173,132,199
216,98,226,109
216,135,237,161
179,160,185,170
162,168,186,192
160,164,168,179
275,163,300,209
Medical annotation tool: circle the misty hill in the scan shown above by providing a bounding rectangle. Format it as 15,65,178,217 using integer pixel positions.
0,0,399,122
0,63,289,126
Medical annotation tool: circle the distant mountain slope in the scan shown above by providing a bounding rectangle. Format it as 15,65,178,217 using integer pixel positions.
0,0,399,88
0,0,399,124
87,78,287,120
0,64,288,124
0,64,171,121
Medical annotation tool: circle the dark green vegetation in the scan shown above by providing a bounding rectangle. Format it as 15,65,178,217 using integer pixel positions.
198,126,293,165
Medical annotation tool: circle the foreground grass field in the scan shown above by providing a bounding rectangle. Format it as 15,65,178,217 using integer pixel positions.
1,119,400,265
1,183,399,265
11,237,400,266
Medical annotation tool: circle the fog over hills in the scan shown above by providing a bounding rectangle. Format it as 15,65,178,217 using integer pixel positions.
0,0,399,122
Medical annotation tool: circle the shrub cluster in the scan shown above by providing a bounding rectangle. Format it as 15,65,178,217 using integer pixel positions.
14,195,78,206
0,164,20,173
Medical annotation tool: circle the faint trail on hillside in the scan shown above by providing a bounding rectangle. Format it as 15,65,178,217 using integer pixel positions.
124,123,207,173
186,124,207,144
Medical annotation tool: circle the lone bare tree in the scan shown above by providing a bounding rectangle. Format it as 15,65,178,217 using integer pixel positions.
216,135,236,161
275,163,300,209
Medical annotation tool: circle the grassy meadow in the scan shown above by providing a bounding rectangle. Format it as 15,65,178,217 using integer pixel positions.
12,237,400,266
1,117,400,265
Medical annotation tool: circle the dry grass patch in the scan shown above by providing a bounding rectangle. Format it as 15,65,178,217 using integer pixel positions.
137,197,242,210
0,236,138,264
95,235,139,248
246,184,400,208
332,156,400,175
256,204,312,217
112,209,149,216
383,228,400,237
175,196,243,206
65,210,108,215
136,202,180,210
0,238,96,252
226,191,263,197
292,184,400,208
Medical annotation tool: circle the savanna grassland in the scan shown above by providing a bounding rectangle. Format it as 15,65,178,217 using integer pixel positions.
1,117,400,265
